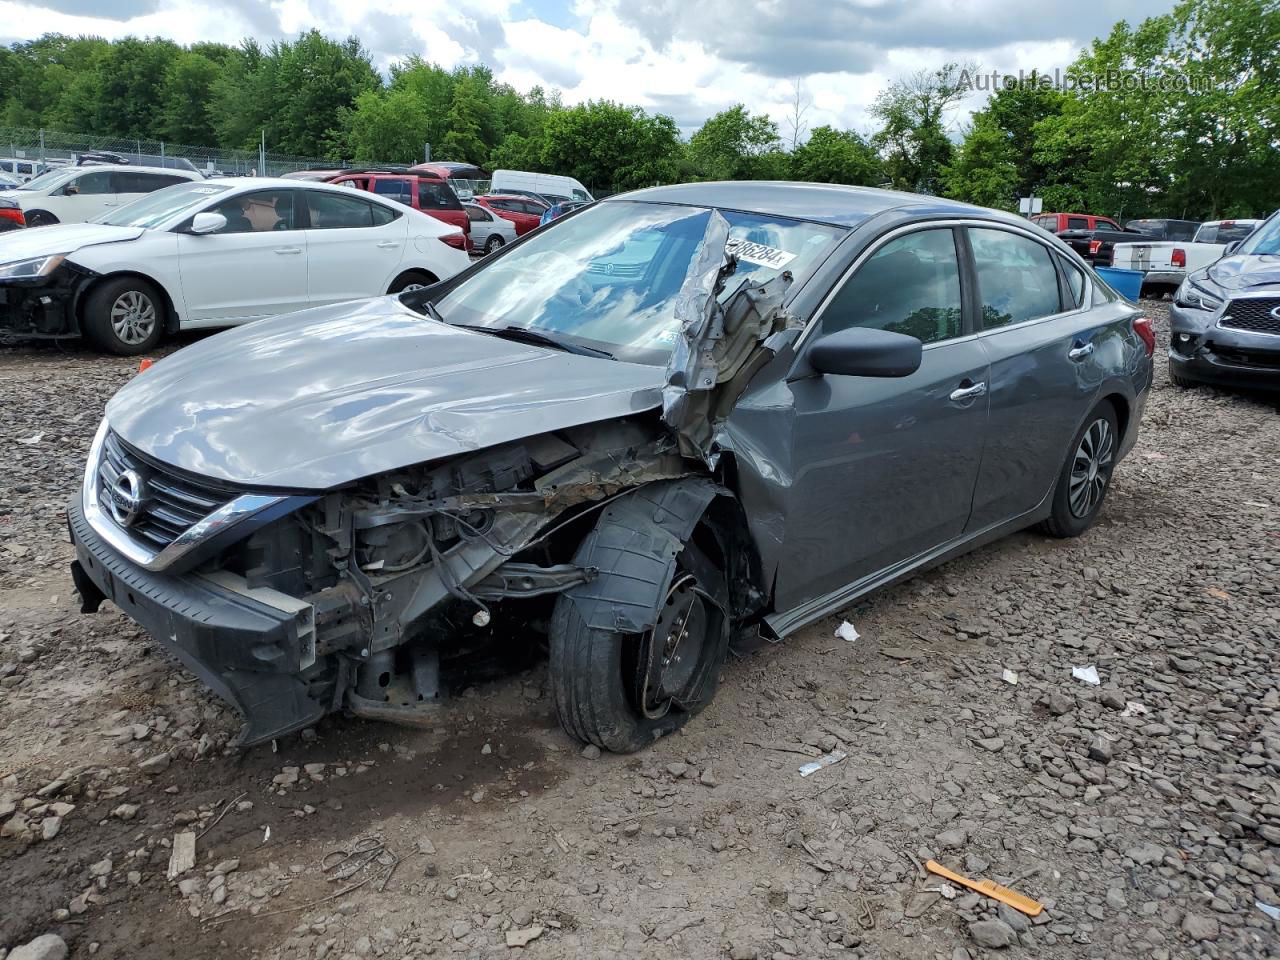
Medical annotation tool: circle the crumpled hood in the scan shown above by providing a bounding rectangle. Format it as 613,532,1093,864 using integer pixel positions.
1204,254,1280,291
0,222,143,263
106,297,666,488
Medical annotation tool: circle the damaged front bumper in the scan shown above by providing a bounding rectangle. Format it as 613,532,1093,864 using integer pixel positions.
69,496,328,744
0,262,93,338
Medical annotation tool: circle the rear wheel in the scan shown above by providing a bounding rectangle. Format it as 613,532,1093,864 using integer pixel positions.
484,235,505,254
82,277,164,355
550,537,729,753
387,270,437,294
1038,403,1119,538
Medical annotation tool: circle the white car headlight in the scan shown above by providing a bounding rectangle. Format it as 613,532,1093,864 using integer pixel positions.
0,254,67,280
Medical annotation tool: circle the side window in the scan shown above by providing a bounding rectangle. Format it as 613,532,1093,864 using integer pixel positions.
419,181,461,210
371,179,413,206
370,202,399,226
1059,255,1086,308
307,191,375,229
207,189,296,233
69,171,115,195
821,228,964,345
1097,218,1119,230
1194,224,1217,243
465,206,489,223
486,199,509,212
117,172,188,193
970,228,1063,329
1066,216,1089,230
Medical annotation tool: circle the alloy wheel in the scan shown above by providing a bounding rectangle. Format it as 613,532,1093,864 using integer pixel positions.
1068,417,1114,518
109,290,157,345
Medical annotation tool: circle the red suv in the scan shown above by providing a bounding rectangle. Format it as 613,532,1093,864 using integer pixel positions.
474,194,548,236
329,173,471,250
1032,213,1121,234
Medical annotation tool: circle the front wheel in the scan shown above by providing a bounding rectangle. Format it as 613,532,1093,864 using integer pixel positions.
549,538,729,753
82,277,164,355
1038,403,1119,538
25,210,58,227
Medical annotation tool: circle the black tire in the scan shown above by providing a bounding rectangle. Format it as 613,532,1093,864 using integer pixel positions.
1038,402,1119,539
82,277,165,356
484,235,504,254
387,270,437,294
25,210,58,227
549,536,729,753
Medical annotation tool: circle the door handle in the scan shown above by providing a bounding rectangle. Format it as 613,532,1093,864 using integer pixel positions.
102,202,119,207
376,240,398,248
1068,342,1095,360
949,382,987,402
274,247,302,255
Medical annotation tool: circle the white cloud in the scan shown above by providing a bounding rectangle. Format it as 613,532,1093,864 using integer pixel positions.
1,0,1177,137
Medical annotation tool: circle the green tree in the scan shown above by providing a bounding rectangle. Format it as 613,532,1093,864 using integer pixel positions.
540,100,683,191
870,62,970,193
980,74,1065,198
158,51,221,144
791,125,881,185
687,105,782,180
941,113,1019,209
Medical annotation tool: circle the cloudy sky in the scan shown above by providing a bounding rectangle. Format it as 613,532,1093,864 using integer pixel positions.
0,0,1177,136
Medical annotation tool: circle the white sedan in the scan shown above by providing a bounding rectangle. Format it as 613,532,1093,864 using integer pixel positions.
464,201,517,254
0,178,472,354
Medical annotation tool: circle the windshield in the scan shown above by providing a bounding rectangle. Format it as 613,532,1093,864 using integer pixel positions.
18,168,76,192
1235,214,1280,256
426,200,844,364
93,181,230,228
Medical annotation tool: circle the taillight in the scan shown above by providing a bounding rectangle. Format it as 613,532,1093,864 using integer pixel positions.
1089,239,1102,255
0,207,25,227
1171,248,1186,267
1133,316,1155,357
438,232,467,250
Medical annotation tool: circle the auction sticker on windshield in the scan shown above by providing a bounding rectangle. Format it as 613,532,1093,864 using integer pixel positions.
726,238,796,269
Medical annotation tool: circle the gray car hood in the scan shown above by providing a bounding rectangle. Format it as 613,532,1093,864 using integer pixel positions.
107,298,665,488
1204,254,1280,291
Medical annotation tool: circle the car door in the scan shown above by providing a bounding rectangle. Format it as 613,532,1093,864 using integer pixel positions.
769,226,991,611
175,188,309,324
964,225,1105,531
303,189,407,306
48,169,118,222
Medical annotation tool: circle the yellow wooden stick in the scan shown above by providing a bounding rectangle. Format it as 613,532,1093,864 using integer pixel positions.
925,860,1044,917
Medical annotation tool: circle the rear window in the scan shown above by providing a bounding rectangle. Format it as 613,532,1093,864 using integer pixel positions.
1066,216,1089,230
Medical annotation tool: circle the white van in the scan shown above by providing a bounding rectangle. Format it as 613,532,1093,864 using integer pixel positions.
0,164,203,227
489,169,593,204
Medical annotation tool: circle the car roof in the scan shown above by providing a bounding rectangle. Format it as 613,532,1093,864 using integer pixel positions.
613,181,1001,228
63,164,202,177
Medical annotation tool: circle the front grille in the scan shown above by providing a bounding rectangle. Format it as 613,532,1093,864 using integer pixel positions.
1219,298,1280,336
97,432,236,549
1206,342,1280,370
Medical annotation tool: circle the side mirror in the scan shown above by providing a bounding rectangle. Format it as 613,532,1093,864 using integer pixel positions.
1222,240,1241,256
188,212,227,235
808,327,923,378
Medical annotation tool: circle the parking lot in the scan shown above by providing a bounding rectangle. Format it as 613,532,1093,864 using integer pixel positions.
0,303,1276,959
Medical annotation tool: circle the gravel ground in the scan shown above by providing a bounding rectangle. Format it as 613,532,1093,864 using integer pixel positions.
0,302,1278,960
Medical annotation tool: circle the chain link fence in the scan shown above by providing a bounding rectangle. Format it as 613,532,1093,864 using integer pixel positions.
0,126,334,177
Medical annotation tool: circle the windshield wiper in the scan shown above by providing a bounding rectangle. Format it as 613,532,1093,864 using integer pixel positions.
453,323,614,359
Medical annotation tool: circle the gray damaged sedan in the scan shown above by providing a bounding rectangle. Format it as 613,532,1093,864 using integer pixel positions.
69,182,1154,751
1169,209,1280,392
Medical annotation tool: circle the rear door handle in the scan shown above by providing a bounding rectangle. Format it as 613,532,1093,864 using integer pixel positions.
274,247,302,255
376,240,398,248
949,382,987,402
1068,342,1095,360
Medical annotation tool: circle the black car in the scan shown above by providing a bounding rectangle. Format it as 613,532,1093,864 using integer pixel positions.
1058,227,1147,266
1168,209,1280,392
1125,219,1201,241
